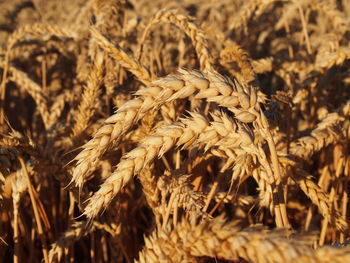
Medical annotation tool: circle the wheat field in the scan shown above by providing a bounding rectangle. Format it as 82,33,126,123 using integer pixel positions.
0,0,350,262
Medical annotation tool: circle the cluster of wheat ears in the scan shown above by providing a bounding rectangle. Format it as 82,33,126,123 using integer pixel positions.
0,0,350,262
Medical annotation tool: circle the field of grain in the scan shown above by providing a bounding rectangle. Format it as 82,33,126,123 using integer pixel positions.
0,0,350,262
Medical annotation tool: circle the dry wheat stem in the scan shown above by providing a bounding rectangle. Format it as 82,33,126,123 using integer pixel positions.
11,170,27,263
18,157,49,263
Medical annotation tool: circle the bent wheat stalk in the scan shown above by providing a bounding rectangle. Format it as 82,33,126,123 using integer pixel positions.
0,62,50,130
138,8,215,72
91,27,152,86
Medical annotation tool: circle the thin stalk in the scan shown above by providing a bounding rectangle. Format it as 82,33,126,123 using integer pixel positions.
296,1,312,55
259,112,290,227
13,197,20,263
19,156,49,263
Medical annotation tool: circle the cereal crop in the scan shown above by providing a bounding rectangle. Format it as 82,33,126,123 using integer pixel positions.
0,0,350,262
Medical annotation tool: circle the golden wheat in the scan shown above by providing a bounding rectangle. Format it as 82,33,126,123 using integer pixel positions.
1,0,350,262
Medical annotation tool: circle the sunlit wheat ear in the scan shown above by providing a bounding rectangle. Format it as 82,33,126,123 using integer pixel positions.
82,108,276,219
70,69,249,190
138,216,350,263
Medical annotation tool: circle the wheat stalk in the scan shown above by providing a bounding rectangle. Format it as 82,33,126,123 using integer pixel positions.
138,8,214,72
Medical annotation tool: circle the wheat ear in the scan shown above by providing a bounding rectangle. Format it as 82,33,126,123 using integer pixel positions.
82,109,269,219
138,215,350,263
71,69,253,189
91,27,152,85
138,9,214,72
291,167,348,232
49,221,92,263
70,50,104,141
